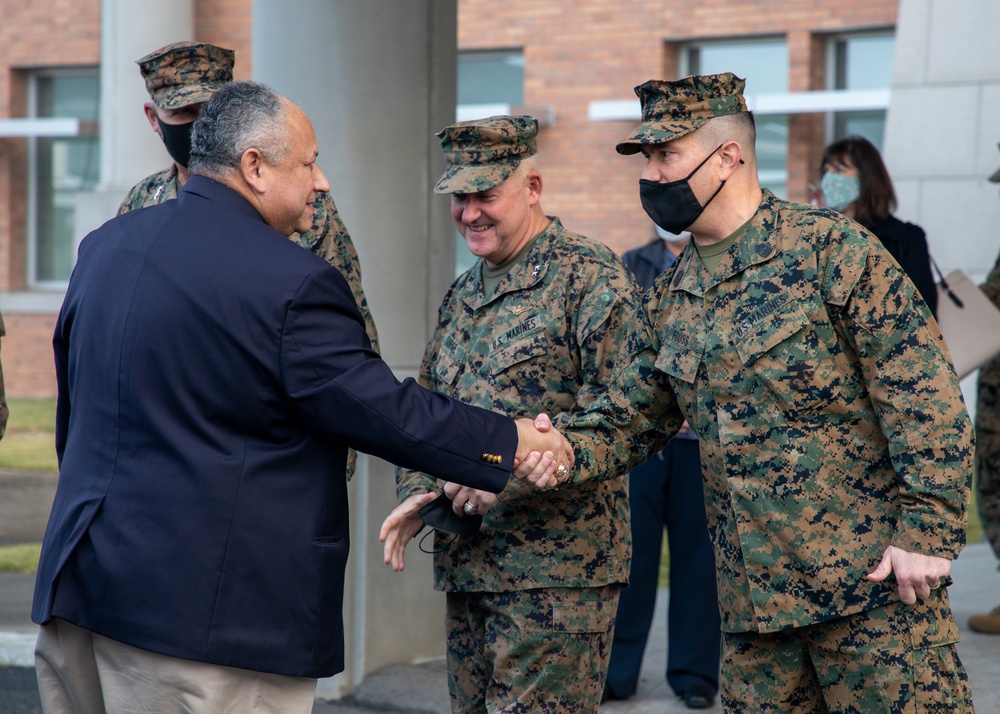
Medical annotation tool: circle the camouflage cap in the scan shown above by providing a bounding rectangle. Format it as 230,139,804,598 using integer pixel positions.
434,115,538,194
989,143,1000,183
616,72,748,155
138,41,235,111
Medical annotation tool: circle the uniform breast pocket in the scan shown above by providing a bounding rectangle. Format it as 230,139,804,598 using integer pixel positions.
489,335,549,376
654,339,701,414
435,339,465,388
654,342,700,384
734,304,835,419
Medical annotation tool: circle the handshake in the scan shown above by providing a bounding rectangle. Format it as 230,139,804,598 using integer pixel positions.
380,412,573,572
512,413,574,490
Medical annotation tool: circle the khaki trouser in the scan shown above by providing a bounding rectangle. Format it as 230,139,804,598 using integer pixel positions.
35,618,317,714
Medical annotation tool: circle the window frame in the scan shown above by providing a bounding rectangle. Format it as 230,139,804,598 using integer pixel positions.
26,66,101,290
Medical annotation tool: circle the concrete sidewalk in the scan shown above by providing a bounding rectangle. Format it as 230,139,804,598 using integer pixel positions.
2,464,999,713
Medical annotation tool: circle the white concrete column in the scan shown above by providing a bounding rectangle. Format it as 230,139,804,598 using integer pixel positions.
883,0,1000,282
100,0,196,192
75,2,197,243
252,0,459,696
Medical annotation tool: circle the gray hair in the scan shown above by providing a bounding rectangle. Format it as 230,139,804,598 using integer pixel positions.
699,112,757,162
189,80,291,178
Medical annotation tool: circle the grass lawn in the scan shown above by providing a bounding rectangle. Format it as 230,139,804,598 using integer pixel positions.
0,397,57,572
0,543,42,573
0,397,58,472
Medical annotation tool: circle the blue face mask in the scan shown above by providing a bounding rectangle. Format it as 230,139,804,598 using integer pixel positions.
820,172,860,211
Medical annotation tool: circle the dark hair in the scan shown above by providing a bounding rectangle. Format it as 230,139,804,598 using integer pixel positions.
820,135,895,229
189,80,290,178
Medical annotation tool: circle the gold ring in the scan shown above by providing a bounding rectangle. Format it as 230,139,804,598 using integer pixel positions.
555,464,569,478
463,500,477,516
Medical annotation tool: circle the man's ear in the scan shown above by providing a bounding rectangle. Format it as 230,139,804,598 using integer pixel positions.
719,141,744,179
143,103,162,137
526,170,543,205
240,148,267,194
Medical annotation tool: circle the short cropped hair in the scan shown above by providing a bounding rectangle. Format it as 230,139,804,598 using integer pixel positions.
189,80,290,178
699,111,757,161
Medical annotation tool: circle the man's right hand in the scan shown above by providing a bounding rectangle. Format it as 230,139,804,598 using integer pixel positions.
513,413,573,489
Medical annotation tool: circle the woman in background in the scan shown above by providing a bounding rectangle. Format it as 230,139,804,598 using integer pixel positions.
819,135,938,318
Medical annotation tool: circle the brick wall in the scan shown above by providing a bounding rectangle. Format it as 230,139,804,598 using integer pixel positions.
459,0,898,255
0,0,900,396
0,0,101,397
3,314,57,397
0,1,250,397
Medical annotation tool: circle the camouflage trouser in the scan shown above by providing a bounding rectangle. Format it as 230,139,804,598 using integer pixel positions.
721,587,973,713
976,358,1000,560
444,585,619,714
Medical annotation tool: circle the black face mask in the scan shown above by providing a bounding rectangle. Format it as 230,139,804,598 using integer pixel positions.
639,144,731,234
156,117,195,169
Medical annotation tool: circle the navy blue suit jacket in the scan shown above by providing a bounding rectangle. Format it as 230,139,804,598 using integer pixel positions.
32,176,516,678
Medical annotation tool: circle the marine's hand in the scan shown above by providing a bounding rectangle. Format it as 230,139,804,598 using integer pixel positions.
866,545,952,604
379,492,437,572
443,482,498,516
513,413,573,490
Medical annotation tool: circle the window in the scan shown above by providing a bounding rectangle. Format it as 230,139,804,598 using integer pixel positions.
828,33,894,148
453,51,524,276
458,51,524,106
682,39,790,198
28,70,101,286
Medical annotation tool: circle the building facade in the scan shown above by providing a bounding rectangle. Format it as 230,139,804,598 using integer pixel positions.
2,0,999,694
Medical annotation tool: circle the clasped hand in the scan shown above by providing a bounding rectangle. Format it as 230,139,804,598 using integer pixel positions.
380,413,574,572
512,413,574,490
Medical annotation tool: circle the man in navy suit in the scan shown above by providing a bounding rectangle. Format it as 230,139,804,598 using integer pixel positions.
32,81,570,714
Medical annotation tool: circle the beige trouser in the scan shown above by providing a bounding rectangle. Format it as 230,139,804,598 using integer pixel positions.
34,618,317,714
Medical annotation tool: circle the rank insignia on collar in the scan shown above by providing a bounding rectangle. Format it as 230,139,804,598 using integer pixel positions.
531,264,542,278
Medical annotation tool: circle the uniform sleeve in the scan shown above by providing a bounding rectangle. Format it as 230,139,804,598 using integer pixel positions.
298,192,381,353
0,312,8,440
825,228,973,559
555,293,684,487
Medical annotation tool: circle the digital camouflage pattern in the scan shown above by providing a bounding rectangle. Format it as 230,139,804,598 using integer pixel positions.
0,311,8,440
396,217,642,593
722,587,972,711
560,190,974,635
616,73,748,155
976,251,1000,558
434,115,537,194
117,169,380,478
138,42,235,111
445,585,618,713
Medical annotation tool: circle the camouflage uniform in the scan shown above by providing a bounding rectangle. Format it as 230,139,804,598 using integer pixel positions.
560,74,975,711
976,253,1000,558
397,116,643,713
0,311,8,440
120,42,379,478
967,161,1000,636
